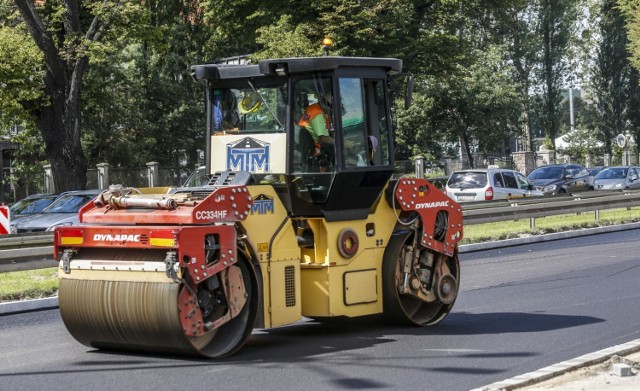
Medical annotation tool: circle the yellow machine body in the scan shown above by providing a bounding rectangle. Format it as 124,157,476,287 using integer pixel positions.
240,184,398,327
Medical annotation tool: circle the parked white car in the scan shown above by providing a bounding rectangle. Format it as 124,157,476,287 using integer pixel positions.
445,168,543,202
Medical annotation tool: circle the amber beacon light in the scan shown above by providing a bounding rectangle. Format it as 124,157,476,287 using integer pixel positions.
322,37,333,55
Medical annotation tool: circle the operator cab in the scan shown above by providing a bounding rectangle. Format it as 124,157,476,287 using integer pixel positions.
191,57,403,221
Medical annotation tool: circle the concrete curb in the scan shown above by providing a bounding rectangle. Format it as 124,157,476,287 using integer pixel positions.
471,338,640,391
459,221,640,253
0,296,58,315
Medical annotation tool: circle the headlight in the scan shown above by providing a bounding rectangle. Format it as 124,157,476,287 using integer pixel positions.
612,182,623,189
543,184,557,192
46,221,74,231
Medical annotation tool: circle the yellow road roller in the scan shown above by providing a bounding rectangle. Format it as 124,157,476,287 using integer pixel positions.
54,55,463,358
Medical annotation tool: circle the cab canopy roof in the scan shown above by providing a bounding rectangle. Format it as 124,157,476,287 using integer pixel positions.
191,56,403,81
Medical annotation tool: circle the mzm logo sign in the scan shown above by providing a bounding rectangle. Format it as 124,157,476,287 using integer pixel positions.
227,137,270,172
251,194,274,215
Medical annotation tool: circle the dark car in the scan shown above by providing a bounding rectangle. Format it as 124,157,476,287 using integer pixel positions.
14,189,101,233
527,164,594,195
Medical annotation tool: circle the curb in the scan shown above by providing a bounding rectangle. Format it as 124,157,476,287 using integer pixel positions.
0,296,58,315
471,338,640,390
458,221,640,253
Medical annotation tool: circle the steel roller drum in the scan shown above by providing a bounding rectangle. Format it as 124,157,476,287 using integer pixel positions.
58,248,254,357
58,279,207,356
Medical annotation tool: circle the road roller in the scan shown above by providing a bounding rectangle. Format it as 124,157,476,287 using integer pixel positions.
54,55,463,358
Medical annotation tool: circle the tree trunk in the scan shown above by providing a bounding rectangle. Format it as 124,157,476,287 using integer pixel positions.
14,0,98,192
38,104,87,192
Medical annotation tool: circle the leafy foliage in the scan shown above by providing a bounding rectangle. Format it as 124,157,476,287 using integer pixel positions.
5,0,640,197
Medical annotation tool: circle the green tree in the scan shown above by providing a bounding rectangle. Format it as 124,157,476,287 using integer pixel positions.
538,0,579,148
619,0,640,69
3,0,145,192
82,1,207,174
421,46,521,169
589,0,635,159
499,1,543,152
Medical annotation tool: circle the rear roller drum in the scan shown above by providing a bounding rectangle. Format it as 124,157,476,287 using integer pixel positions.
382,231,460,326
59,256,258,358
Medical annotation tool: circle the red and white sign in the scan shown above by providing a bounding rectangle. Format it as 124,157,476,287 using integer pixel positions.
0,205,9,235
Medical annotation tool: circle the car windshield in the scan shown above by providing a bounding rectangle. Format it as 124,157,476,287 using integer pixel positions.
44,194,95,214
10,196,56,215
183,167,211,187
595,168,628,179
528,167,564,180
447,172,487,189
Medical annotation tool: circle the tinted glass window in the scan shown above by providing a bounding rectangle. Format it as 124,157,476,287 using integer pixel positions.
340,78,367,167
10,197,56,215
596,168,627,179
293,76,335,175
515,173,530,189
493,173,504,188
448,172,487,188
45,194,95,213
502,172,519,189
211,85,286,133
528,166,563,179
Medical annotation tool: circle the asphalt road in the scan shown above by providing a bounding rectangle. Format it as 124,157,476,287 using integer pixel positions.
1,229,639,391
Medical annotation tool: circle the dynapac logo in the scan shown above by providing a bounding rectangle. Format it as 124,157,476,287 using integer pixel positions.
94,234,140,242
415,201,449,209
227,137,270,172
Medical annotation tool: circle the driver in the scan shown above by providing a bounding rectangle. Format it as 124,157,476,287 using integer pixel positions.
298,91,335,171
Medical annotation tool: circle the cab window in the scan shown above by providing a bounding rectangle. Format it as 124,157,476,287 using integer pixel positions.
340,78,367,167
211,85,286,133
339,77,389,168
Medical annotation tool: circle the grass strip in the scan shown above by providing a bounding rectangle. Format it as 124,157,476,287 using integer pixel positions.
462,206,640,243
0,267,58,303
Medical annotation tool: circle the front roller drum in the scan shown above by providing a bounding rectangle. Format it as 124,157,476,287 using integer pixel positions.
58,259,258,358
382,231,460,326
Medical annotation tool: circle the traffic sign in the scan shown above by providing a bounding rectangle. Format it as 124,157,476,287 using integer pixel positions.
616,133,627,148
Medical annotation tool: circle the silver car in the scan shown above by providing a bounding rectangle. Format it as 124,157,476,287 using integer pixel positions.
445,168,543,202
594,166,640,190
14,189,101,233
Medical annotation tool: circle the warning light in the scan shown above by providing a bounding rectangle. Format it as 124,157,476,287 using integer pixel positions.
322,37,333,56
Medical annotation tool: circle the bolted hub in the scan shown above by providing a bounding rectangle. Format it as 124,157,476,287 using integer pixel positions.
436,274,458,305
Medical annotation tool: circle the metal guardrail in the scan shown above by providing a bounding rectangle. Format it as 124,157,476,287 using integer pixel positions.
461,190,640,226
0,233,56,272
2,190,640,273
